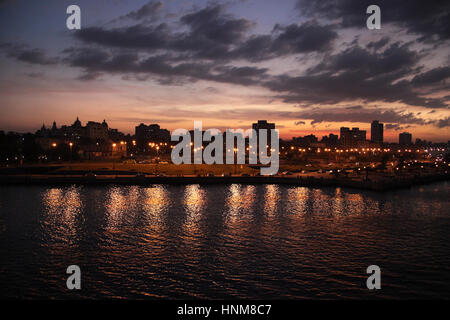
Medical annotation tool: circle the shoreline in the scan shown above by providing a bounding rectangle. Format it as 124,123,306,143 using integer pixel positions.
0,173,448,191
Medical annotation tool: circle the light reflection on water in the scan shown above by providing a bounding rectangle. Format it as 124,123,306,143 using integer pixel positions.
225,184,256,223
183,184,205,228
0,182,449,299
42,186,83,242
142,185,169,225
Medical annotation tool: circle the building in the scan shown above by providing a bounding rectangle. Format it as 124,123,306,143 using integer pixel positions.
340,127,366,147
35,118,126,160
321,133,339,147
252,120,275,152
85,120,109,141
252,120,275,132
135,123,170,151
36,117,119,142
292,134,318,146
79,141,127,160
371,120,383,144
135,123,170,142
399,132,412,145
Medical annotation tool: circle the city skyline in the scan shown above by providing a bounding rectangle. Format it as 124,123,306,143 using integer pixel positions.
0,0,449,142
7,115,445,146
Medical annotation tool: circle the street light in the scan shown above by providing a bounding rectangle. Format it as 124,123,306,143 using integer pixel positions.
112,143,117,171
69,142,73,163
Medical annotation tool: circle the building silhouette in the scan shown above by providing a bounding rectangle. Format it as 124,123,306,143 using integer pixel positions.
340,127,366,147
371,120,383,144
85,120,109,141
399,132,412,145
135,123,170,151
252,120,275,152
35,117,127,159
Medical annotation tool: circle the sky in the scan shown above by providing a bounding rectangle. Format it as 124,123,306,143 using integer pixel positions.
0,0,449,142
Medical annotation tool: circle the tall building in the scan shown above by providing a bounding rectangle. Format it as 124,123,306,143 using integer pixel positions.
371,120,383,144
399,132,412,145
340,127,366,147
252,120,275,132
252,120,275,152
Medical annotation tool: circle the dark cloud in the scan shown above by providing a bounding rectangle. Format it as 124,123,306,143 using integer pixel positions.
434,117,450,128
231,20,337,61
63,46,268,86
25,72,44,78
411,66,450,86
296,0,450,41
73,6,336,62
291,107,425,126
74,24,170,50
290,106,449,129
180,4,253,44
0,43,58,65
308,42,419,77
266,43,448,109
385,123,411,131
367,37,390,51
345,105,363,110
272,21,337,53
124,1,163,20
385,123,400,130
63,35,449,110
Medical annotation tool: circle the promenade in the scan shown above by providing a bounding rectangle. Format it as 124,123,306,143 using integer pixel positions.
1,171,448,191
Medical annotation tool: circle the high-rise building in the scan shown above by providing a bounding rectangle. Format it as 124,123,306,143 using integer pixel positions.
371,120,383,144
399,132,412,145
252,120,275,152
252,120,275,132
340,127,366,147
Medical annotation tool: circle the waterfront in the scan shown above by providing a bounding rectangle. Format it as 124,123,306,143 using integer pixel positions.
1,182,449,299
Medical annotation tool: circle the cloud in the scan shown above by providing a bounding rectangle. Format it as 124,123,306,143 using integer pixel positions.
385,123,411,131
296,0,450,41
74,24,170,50
231,20,337,61
411,66,450,86
265,43,449,109
0,43,58,65
180,4,253,45
434,116,450,128
124,1,163,20
367,37,390,51
345,105,363,110
291,107,428,125
62,46,269,86
73,5,336,63
289,106,450,129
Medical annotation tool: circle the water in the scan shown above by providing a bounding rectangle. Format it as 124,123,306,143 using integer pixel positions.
0,182,449,299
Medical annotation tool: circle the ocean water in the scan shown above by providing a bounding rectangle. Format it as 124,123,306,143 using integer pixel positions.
0,182,449,299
